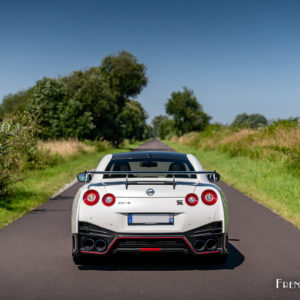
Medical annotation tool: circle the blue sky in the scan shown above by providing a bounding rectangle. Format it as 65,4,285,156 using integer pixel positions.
1,0,299,124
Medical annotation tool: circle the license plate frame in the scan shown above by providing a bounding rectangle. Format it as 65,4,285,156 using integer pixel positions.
128,213,174,225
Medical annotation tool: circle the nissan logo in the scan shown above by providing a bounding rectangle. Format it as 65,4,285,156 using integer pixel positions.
146,188,155,196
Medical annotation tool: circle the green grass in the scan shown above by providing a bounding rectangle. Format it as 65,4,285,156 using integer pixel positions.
165,140,300,229
0,142,140,228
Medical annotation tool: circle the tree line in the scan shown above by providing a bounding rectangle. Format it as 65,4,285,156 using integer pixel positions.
152,87,270,140
0,51,152,146
1,49,272,145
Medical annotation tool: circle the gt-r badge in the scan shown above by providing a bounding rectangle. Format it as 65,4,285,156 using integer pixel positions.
177,200,183,205
146,188,155,196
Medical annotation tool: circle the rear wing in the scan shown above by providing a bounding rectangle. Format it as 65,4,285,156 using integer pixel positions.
77,170,220,189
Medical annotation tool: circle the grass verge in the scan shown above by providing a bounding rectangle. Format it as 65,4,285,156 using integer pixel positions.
0,142,139,229
165,140,300,229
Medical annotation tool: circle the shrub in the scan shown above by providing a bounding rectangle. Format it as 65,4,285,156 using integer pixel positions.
0,113,38,194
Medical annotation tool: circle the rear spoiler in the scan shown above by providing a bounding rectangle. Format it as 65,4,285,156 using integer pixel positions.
77,170,220,189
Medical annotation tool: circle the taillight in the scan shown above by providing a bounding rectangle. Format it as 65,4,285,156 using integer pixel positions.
201,189,218,205
102,193,116,206
83,190,99,206
185,193,199,206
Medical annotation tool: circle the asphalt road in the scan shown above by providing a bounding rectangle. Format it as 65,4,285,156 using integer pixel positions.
1,139,300,300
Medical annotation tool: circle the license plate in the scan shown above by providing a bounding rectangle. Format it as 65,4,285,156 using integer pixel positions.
128,213,174,225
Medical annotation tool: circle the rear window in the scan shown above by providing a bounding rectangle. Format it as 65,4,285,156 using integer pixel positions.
104,158,196,178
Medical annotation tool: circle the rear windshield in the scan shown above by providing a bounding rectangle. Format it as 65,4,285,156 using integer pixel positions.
104,158,196,179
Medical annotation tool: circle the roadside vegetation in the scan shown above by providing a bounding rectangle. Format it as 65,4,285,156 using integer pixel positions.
150,88,299,227
0,50,151,227
164,120,300,228
0,51,152,195
0,139,138,228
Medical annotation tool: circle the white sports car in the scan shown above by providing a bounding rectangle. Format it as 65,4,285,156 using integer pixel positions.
71,151,229,264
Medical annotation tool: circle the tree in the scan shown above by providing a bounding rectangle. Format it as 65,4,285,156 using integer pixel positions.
232,113,268,128
143,124,153,140
158,118,175,139
28,77,95,139
64,67,119,141
100,50,147,104
0,88,34,119
5,51,149,145
99,51,148,145
152,115,169,137
28,78,67,139
118,100,149,142
165,87,210,136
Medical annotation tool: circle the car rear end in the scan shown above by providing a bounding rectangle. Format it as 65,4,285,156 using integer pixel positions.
72,152,228,260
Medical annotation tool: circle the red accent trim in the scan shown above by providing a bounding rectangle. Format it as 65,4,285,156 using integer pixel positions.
81,250,100,254
80,236,221,256
140,248,161,251
199,250,220,255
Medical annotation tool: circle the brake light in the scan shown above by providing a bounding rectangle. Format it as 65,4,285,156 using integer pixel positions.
201,189,218,205
83,190,99,206
102,193,116,206
185,193,199,206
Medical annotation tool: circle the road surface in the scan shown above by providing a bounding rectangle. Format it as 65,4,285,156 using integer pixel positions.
1,140,300,299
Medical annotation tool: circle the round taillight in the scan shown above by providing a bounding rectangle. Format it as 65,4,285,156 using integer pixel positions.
102,193,116,207
201,189,218,205
83,190,99,206
185,193,199,206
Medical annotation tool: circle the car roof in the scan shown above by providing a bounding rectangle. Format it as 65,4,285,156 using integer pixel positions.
112,151,187,160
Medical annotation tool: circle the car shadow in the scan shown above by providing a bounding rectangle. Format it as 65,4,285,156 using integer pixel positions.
77,242,244,271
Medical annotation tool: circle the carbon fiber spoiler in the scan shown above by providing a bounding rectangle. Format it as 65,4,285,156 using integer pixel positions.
77,170,220,189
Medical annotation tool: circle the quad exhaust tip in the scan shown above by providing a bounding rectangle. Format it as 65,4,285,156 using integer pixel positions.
95,239,107,252
82,238,95,251
194,239,206,251
194,238,218,251
205,238,217,251
82,238,107,252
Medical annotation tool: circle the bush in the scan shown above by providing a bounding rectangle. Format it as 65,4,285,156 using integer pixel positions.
232,113,268,128
0,113,38,194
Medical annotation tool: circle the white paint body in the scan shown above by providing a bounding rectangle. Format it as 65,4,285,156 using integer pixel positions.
71,154,228,235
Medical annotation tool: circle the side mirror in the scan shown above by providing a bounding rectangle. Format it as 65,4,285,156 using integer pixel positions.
207,172,220,182
77,172,92,183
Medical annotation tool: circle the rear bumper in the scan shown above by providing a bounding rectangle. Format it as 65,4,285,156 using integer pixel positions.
72,221,228,256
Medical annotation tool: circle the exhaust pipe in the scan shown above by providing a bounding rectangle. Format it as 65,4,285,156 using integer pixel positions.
205,238,217,251
82,238,95,251
194,239,206,251
95,239,107,252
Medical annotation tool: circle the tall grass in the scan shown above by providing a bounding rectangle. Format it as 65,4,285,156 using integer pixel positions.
166,121,300,228
38,139,96,157
170,122,300,174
